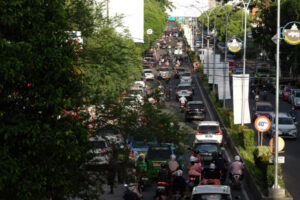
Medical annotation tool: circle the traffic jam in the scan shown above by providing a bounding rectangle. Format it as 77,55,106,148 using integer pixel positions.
97,21,247,200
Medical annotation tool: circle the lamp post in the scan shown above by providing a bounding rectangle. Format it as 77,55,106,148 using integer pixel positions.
220,5,235,108
204,9,215,83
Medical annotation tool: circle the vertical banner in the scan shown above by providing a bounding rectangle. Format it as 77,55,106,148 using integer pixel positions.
109,0,144,43
217,62,231,100
232,74,251,124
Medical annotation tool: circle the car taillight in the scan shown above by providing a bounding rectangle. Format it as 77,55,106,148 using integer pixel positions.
177,89,181,92
101,151,107,156
129,152,134,157
201,108,205,112
196,131,202,135
218,128,222,135
190,177,195,181
188,89,192,92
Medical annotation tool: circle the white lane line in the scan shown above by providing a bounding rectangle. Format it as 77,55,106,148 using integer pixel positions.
193,74,213,120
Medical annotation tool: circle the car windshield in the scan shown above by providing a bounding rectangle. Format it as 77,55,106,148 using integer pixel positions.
90,141,106,149
182,73,191,77
188,104,204,109
132,141,148,148
147,146,171,159
178,86,191,90
198,125,219,133
177,68,185,72
256,105,273,111
192,194,230,200
160,68,170,72
295,92,300,97
279,117,294,125
194,143,218,153
144,69,152,73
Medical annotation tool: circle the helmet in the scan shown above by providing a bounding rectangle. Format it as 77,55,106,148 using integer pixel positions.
174,169,183,176
190,155,198,162
161,162,167,168
170,154,176,160
209,163,216,170
128,183,135,191
234,155,240,161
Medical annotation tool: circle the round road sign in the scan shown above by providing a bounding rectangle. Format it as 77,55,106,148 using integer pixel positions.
269,137,285,152
254,116,271,132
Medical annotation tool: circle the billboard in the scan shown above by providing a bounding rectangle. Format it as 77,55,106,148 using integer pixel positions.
109,0,144,43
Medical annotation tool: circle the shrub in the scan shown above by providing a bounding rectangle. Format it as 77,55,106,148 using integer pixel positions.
241,129,255,150
267,164,285,188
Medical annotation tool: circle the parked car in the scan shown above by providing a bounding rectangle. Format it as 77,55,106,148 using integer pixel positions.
268,112,297,139
195,121,223,144
145,143,174,178
143,69,154,81
252,101,273,120
176,83,193,101
282,86,296,101
87,136,111,166
290,89,300,108
193,140,223,168
185,101,206,122
190,185,233,200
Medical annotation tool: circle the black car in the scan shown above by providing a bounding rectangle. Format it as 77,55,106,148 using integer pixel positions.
185,101,206,122
193,141,223,168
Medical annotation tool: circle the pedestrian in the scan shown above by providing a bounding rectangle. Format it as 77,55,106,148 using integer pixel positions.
106,159,117,194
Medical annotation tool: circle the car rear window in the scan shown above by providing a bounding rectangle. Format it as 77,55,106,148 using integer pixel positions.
160,68,170,72
296,92,300,97
194,143,218,153
147,146,171,159
279,117,294,125
256,105,273,111
188,103,204,109
177,68,185,72
182,73,191,76
132,141,148,148
90,141,106,149
178,86,191,90
198,125,219,133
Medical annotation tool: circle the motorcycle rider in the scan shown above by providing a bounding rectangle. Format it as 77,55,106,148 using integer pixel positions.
179,95,187,106
202,163,220,185
188,155,202,185
172,169,186,198
290,106,297,123
168,154,179,176
157,162,170,184
229,155,244,181
214,152,227,184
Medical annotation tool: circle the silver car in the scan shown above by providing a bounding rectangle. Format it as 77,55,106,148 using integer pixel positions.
290,89,300,107
269,112,297,139
176,83,193,100
191,185,232,200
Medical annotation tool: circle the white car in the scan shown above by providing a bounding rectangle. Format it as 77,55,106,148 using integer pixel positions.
88,136,111,165
289,89,300,107
191,185,232,200
195,121,223,144
176,83,193,100
268,112,297,139
180,76,193,85
143,69,154,80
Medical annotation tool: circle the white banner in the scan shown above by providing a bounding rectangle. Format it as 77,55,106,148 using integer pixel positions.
232,74,251,124
203,49,213,75
109,0,144,43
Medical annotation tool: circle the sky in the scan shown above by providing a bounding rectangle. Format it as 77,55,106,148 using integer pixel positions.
166,0,209,17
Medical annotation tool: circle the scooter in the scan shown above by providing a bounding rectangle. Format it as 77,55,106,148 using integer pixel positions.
230,174,242,189
180,103,185,113
187,176,199,192
154,182,169,200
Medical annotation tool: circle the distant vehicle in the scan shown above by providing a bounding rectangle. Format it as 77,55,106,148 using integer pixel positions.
185,101,206,122
233,68,243,74
127,135,157,161
268,112,297,139
252,101,273,120
195,121,223,144
143,69,154,81
290,89,300,108
282,86,296,101
174,67,186,79
158,67,171,80
254,62,272,78
193,140,223,168
87,136,111,166
176,83,193,100
190,185,233,200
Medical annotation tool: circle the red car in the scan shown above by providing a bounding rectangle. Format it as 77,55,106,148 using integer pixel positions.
282,86,296,101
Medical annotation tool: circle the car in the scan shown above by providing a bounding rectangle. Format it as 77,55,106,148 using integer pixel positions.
97,129,123,145
193,140,223,168
180,76,193,85
282,86,296,101
268,112,297,139
174,46,183,59
176,83,193,100
145,143,175,178
252,101,273,120
288,88,300,104
157,67,171,80
87,136,111,166
174,67,186,79
185,101,206,122
143,69,154,81
290,89,300,108
190,185,233,200
179,72,192,80
122,96,142,111
195,121,223,144
127,136,157,162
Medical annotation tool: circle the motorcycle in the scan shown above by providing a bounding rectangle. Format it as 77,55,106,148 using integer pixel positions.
187,176,199,192
202,178,220,185
230,174,242,189
123,183,142,200
172,190,183,200
154,182,169,200
180,102,185,113
138,176,149,192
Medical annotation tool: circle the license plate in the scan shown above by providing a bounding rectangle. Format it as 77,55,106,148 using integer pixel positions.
205,134,213,138
153,162,162,167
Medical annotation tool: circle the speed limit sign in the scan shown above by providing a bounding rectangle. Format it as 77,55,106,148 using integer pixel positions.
254,116,271,132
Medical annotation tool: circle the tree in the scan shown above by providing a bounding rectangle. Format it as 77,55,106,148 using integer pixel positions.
0,0,98,199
